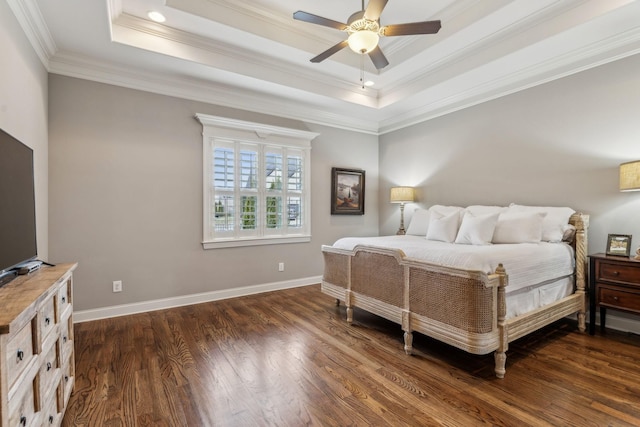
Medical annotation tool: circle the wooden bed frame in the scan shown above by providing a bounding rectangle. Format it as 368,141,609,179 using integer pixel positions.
321,213,589,378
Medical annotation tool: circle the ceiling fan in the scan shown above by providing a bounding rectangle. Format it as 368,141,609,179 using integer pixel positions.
293,0,441,70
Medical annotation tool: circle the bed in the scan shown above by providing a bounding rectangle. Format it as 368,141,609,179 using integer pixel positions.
321,204,589,378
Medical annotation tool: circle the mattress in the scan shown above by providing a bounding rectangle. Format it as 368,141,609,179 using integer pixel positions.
331,235,575,295
505,276,573,319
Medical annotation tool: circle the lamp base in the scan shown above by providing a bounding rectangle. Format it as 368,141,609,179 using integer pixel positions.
396,202,407,236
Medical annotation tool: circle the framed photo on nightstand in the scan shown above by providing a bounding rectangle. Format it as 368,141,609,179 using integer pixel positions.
606,234,632,257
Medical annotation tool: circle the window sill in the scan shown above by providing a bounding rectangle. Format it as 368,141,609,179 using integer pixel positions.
202,235,311,249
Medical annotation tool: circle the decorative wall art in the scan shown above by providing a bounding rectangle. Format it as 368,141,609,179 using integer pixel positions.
331,167,365,215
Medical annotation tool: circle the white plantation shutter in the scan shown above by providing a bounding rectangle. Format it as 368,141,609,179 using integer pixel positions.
197,114,317,249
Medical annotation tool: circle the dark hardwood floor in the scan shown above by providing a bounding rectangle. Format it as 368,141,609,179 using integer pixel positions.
63,285,640,426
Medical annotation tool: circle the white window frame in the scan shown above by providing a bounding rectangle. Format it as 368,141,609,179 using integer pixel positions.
197,114,318,249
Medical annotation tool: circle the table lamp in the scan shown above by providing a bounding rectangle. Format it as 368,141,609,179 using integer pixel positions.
390,186,415,235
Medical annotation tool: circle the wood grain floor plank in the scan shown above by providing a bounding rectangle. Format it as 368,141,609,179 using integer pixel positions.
64,285,640,426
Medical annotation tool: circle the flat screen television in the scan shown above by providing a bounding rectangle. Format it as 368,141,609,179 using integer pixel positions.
0,128,37,286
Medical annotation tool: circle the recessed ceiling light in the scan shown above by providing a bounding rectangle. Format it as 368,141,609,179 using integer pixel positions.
147,11,166,23
364,80,375,87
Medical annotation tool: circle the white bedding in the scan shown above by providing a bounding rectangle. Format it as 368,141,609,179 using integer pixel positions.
331,235,575,294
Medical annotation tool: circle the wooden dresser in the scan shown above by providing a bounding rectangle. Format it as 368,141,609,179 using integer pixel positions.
589,253,640,335
0,263,77,427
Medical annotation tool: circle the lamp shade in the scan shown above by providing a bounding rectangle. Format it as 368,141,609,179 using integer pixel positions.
390,187,415,203
620,161,640,192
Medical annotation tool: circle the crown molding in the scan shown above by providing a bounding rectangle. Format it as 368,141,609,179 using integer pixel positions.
48,52,380,134
6,0,57,68
379,25,640,134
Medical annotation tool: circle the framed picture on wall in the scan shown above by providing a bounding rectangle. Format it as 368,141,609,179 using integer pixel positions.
331,167,365,215
606,234,632,257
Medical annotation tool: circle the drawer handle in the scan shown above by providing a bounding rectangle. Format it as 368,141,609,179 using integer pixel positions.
613,296,620,301
47,362,52,371
45,317,51,325
20,415,27,426
17,349,24,361
612,271,620,276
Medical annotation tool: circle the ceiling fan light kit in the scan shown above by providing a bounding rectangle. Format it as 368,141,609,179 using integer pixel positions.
293,0,441,70
348,29,379,54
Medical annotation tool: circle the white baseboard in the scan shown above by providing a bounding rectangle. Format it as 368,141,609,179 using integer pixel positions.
590,312,640,335
73,275,322,323
75,279,640,337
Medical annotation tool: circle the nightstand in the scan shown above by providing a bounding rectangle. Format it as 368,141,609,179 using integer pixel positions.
589,253,640,335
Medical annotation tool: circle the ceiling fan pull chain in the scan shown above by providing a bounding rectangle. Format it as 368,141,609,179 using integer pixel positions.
360,54,365,89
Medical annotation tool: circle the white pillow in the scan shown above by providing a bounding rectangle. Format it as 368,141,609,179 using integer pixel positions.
429,205,465,219
426,211,460,243
455,212,500,245
465,205,507,216
508,204,575,243
492,212,546,244
405,209,430,236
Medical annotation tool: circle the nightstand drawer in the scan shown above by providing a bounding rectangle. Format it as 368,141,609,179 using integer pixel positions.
598,262,640,285
598,287,640,313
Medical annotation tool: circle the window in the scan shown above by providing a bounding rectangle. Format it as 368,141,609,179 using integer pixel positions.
197,114,318,249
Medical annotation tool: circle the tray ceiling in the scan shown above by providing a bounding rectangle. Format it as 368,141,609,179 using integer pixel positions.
9,0,640,134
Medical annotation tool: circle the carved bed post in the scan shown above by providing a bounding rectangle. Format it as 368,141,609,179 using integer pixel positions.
402,310,413,355
494,263,508,379
345,289,353,324
572,213,589,333
402,265,412,354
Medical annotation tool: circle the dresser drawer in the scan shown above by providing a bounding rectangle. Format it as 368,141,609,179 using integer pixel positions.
61,359,74,408
58,277,72,316
597,262,640,286
39,341,61,402
9,376,37,427
598,286,640,313
60,313,73,363
39,295,58,341
5,319,35,389
42,389,61,427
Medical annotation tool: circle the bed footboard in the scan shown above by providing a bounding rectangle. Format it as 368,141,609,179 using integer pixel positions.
321,245,508,371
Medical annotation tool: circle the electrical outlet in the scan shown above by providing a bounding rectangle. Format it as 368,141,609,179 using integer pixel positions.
278,262,285,272
112,280,122,293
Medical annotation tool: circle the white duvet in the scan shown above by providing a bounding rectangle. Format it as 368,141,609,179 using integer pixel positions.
331,235,575,294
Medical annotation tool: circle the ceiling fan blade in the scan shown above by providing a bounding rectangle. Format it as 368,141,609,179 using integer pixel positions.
382,20,442,36
293,11,347,30
310,40,349,63
364,0,389,21
368,46,389,69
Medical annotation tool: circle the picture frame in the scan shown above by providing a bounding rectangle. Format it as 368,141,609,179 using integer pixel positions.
331,167,365,215
606,234,632,257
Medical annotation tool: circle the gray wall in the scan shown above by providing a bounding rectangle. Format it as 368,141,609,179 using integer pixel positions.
380,53,640,255
379,53,640,331
48,76,379,311
0,1,49,261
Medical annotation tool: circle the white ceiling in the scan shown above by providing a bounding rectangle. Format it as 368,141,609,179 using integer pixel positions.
9,0,640,134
